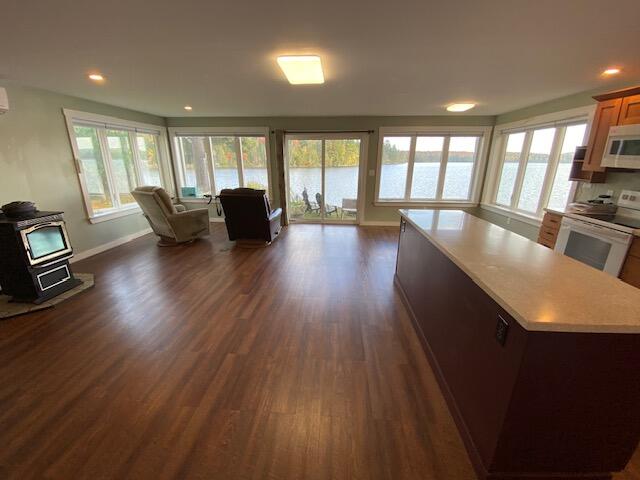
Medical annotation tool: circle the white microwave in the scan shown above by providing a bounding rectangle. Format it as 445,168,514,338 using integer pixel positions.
602,124,640,168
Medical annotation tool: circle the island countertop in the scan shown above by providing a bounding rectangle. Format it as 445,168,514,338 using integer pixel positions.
399,208,640,334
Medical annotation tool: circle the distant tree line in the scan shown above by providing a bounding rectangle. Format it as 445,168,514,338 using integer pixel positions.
180,136,267,170
382,140,475,164
287,139,362,167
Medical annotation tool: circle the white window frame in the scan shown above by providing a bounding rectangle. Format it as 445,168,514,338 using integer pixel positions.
374,125,492,207
481,106,596,225
63,109,173,224
168,126,272,203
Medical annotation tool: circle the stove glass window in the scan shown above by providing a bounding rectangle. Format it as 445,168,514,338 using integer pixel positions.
564,231,611,271
26,226,68,260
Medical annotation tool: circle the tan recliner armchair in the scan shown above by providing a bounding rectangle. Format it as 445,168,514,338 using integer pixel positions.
131,186,210,246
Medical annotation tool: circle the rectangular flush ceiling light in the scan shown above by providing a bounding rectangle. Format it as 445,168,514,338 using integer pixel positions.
277,55,324,84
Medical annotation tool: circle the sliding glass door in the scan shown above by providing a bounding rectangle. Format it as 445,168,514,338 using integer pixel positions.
285,133,367,223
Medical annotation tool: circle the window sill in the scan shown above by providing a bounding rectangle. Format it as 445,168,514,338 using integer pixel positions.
89,206,142,224
178,197,210,204
479,204,542,227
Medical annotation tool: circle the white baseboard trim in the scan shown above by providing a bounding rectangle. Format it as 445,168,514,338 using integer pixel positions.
70,228,153,263
209,217,225,223
359,220,400,227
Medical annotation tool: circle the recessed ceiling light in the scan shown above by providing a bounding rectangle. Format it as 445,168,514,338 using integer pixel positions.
184,105,193,111
88,73,105,82
602,67,621,76
277,55,324,85
446,103,476,112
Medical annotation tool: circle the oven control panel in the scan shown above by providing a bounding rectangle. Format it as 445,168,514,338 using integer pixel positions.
618,190,640,211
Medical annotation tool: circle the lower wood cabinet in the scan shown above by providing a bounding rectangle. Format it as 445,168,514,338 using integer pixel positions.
620,237,640,288
537,212,562,249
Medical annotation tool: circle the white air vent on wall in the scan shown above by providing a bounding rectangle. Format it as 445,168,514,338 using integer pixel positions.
0,87,9,114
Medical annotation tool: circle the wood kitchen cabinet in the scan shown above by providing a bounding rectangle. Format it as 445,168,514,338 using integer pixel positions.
537,211,562,249
582,86,640,173
583,98,622,172
620,237,640,288
620,94,640,125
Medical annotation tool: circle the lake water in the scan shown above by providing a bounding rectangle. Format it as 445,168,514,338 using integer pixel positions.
214,164,475,206
191,162,571,212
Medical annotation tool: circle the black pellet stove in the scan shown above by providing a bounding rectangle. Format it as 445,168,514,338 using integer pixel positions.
0,202,81,304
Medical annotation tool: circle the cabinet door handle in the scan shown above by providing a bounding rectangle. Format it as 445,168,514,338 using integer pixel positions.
401,220,406,232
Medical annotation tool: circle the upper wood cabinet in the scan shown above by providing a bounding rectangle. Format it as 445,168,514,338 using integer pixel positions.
582,86,640,173
620,94,640,125
583,98,622,172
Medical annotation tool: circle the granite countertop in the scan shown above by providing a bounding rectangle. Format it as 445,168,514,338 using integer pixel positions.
399,209,640,334
543,207,566,216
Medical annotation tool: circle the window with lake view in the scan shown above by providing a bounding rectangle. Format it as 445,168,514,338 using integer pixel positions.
174,134,270,197
376,131,485,203
491,122,587,216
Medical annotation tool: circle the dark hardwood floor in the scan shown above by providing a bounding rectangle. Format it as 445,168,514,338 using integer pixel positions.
0,223,637,479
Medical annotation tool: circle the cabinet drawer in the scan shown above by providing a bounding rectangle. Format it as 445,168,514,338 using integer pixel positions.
539,228,558,243
542,213,562,229
620,254,640,289
540,224,559,237
537,235,556,249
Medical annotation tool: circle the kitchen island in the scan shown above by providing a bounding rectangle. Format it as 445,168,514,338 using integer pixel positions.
395,209,640,480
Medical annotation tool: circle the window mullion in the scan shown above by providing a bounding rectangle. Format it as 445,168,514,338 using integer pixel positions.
154,134,167,189
177,138,188,190
236,137,245,187
510,131,533,210
492,135,510,204
205,137,216,195
464,137,481,200
536,127,565,215
321,139,326,218
97,127,120,209
403,136,417,200
435,136,450,200
129,131,143,186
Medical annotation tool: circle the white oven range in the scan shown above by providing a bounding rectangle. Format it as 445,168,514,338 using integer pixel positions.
555,190,640,276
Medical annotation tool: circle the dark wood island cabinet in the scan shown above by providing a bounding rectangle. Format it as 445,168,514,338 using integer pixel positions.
395,209,640,480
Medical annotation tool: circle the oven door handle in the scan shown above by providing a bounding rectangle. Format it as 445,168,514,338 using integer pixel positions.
561,218,633,244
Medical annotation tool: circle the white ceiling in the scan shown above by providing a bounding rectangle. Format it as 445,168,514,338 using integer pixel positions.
1,0,639,117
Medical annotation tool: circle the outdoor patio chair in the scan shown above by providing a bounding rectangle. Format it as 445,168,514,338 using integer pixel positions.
302,188,320,213
341,198,357,219
316,193,338,216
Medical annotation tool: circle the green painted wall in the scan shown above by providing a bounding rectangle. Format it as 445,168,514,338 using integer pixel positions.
0,82,166,254
166,115,495,223
494,80,634,124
